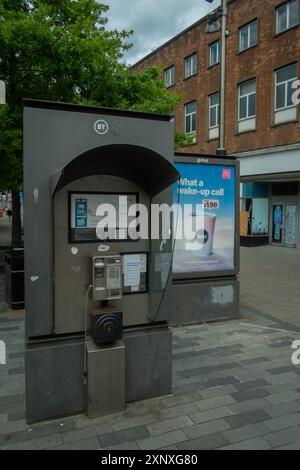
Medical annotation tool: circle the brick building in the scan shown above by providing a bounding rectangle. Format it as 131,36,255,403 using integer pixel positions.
133,0,300,248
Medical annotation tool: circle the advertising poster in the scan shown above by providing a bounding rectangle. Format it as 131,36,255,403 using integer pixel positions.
173,162,236,275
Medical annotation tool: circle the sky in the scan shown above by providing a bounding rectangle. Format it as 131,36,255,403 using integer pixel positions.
105,0,221,65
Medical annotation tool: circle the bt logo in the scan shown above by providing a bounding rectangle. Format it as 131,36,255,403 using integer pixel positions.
94,120,109,135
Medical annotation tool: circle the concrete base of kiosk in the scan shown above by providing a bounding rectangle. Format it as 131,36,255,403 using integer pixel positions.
25,325,172,423
25,337,86,423
87,339,125,418
123,325,172,402
172,278,240,325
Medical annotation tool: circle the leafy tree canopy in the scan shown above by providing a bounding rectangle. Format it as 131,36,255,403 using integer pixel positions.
0,0,185,192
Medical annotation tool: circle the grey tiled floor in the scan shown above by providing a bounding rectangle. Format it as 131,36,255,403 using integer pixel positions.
240,246,300,328
1,272,300,450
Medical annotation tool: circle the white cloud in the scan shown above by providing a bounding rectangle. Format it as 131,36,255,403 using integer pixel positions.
105,0,220,64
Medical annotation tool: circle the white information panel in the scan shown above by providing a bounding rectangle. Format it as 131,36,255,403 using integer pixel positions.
122,253,148,294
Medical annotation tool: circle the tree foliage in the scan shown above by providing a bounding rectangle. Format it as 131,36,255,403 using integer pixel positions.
0,1,189,193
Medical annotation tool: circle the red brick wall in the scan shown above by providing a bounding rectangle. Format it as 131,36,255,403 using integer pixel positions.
133,0,300,155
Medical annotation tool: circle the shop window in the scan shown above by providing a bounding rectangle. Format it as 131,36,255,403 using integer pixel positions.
251,199,269,236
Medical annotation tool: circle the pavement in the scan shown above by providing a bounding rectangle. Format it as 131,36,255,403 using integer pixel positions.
1,258,300,450
240,245,300,329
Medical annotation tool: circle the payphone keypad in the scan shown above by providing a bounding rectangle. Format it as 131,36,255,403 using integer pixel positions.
92,256,122,301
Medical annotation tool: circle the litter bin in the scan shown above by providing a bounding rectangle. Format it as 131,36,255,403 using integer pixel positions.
5,248,24,310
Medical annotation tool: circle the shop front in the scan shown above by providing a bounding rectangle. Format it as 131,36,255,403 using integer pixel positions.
271,181,300,248
237,144,300,250
272,204,298,247
240,182,269,247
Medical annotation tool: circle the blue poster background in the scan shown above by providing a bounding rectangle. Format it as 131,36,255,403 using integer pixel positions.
173,162,236,275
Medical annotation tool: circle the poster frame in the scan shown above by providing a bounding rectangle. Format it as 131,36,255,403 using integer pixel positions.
173,153,240,281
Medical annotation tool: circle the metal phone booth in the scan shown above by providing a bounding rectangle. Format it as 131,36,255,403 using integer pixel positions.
172,153,240,325
23,100,179,423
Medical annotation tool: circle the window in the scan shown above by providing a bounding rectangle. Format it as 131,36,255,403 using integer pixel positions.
274,63,298,124
184,101,197,135
275,63,297,109
239,80,256,120
209,41,220,67
165,66,175,88
209,93,220,127
239,19,258,52
184,53,198,79
238,79,256,133
208,93,220,139
276,0,299,34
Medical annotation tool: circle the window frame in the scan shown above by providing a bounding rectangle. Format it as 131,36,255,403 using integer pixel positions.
184,100,197,134
238,79,257,122
208,41,220,68
238,18,258,53
274,63,298,111
164,65,175,88
208,92,220,129
275,0,299,35
184,53,198,79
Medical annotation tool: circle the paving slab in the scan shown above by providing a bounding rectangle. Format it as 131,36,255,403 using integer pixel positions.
220,437,272,450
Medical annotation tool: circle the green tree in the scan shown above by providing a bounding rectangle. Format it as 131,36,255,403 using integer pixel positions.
0,1,187,247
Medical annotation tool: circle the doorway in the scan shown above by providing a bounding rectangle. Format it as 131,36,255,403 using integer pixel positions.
272,204,297,247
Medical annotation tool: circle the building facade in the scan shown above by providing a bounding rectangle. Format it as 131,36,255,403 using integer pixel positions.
133,0,300,248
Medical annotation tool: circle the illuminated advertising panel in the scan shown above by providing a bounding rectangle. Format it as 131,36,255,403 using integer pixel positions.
173,162,236,277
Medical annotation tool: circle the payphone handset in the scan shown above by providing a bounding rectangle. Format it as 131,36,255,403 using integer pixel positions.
92,255,122,301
